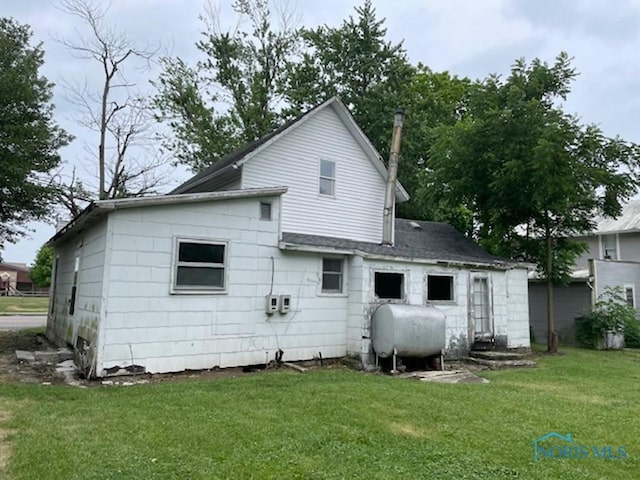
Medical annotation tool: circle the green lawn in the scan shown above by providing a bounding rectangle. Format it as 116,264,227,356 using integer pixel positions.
0,296,48,314
1,346,639,479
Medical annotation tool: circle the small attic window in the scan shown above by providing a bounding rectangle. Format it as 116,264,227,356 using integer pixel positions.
260,202,272,221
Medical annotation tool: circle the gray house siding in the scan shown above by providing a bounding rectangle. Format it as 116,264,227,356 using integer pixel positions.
528,283,591,345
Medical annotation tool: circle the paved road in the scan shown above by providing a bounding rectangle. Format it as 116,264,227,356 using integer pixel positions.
0,315,47,331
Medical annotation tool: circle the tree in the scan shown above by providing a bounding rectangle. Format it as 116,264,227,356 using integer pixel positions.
427,53,640,352
55,0,165,204
0,18,71,253
30,244,54,288
154,0,298,173
396,66,471,223
285,1,414,158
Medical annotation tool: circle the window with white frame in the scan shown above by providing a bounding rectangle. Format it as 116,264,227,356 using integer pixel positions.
625,285,635,308
602,234,618,260
174,239,227,292
322,258,343,293
319,159,336,196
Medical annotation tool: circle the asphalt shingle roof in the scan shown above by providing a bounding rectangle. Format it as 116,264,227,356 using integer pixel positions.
281,218,511,267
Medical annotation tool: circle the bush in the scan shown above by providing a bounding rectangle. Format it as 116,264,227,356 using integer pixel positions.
575,286,640,349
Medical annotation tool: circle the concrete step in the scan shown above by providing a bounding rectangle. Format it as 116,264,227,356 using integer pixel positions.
465,356,536,369
469,350,529,361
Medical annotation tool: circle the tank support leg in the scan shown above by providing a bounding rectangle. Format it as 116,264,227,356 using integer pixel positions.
392,348,398,374
440,350,444,371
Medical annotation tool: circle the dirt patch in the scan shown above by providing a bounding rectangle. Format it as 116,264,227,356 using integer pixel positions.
0,331,46,355
0,330,337,387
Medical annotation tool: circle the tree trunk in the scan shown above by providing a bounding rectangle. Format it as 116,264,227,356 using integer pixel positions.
546,233,557,353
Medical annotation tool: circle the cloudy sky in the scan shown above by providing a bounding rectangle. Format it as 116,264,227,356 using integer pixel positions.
3,0,640,264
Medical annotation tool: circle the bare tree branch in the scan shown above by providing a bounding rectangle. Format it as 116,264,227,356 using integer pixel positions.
53,0,165,206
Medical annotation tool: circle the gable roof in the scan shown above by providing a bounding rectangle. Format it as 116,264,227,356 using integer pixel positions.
280,218,519,269
591,199,640,234
170,97,410,202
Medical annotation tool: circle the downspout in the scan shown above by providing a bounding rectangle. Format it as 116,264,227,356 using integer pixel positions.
382,108,405,246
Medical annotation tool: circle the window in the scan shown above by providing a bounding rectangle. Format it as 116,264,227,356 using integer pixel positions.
69,255,80,315
322,258,343,293
427,275,454,301
260,202,272,220
174,239,226,292
625,285,635,308
602,234,618,260
319,159,336,196
375,272,404,299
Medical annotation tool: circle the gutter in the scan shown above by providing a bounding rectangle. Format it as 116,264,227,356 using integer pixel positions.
279,241,526,271
49,187,288,246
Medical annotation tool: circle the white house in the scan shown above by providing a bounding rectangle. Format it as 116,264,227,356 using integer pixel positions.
530,200,640,344
47,97,530,377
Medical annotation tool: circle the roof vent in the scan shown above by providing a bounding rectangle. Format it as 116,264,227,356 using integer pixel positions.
409,221,422,230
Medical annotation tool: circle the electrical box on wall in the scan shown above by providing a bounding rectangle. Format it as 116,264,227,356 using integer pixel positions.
265,294,278,314
279,295,291,314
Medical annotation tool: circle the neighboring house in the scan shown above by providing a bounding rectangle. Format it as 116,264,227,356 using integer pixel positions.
529,199,640,344
47,97,531,377
0,263,34,295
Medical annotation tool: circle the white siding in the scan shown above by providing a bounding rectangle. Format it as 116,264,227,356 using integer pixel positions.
348,259,530,361
97,195,348,375
47,220,107,372
241,105,387,243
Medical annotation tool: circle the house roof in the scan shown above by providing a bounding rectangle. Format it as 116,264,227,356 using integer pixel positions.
280,218,521,269
0,263,31,283
591,199,640,234
170,97,410,202
48,187,288,246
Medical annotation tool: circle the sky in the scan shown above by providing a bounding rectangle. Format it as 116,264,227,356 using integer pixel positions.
3,0,640,264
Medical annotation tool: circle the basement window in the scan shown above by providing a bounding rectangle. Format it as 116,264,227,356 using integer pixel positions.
427,275,454,301
374,272,404,299
173,239,227,292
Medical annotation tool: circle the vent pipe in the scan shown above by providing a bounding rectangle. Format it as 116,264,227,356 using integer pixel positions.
382,108,405,245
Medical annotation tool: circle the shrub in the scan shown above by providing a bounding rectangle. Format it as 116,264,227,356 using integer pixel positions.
575,286,640,349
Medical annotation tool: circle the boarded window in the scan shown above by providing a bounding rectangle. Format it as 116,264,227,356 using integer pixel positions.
174,240,226,291
260,202,272,220
322,258,343,293
427,275,454,301
375,272,404,299
319,159,336,196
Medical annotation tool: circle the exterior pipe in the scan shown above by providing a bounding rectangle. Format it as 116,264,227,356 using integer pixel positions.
382,108,405,245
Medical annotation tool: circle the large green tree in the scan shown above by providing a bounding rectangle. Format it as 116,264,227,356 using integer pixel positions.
427,53,640,351
30,244,54,288
285,1,414,158
154,0,298,173
0,18,71,253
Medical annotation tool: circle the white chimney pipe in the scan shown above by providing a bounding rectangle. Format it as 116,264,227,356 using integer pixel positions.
382,108,405,245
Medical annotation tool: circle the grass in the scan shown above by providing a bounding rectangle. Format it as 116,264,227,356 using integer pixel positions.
0,297,48,314
0,346,639,479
